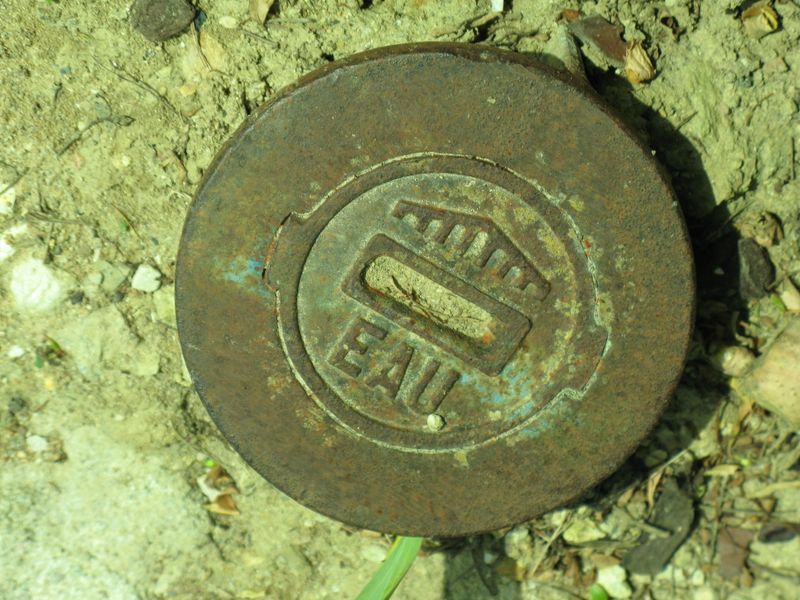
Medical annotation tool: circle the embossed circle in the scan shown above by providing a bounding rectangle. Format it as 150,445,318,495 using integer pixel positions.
273,155,609,451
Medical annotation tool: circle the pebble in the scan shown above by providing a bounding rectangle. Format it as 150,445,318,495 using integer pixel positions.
596,565,632,599
153,285,177,326
0,183,15,215
712,346,755,377
219,15,238,29
131,264,162,293
360,543,387,563
130,0,195,42
563,514,606,544
737,238,774,300
9,258,64,312
733,318,800,427
7,345,25,359
26,435,49,453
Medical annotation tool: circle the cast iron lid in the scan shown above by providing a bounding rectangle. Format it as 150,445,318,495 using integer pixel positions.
176,43,695,536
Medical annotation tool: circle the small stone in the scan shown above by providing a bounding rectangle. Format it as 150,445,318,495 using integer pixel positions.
360,543,387,563
131,264,162,293
9,258,65,312
153,285,177,326
26,434,49,453
737,238,774,300
779,280,800,313
218,15,238,29
712,346,755,377
426,413,445,431
563,515,606,544
596,565,632,599
92,260,132,293
130,0,195,43
68,290,85,305
733,318,800,427
7,345,25,359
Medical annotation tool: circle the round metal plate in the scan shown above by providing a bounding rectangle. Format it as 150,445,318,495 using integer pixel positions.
176,43,694,536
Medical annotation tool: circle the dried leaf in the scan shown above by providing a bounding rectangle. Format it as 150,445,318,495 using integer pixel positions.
558,9,582,23
646,469,664,509
205,493,240,516
718,528,754,579
197,465,238,502
704,464,740,477
742,1,780,39
624,41,656,84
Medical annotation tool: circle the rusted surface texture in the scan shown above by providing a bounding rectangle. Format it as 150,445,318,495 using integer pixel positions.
176,43,695,536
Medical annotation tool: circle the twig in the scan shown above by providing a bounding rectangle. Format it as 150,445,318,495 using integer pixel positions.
56,115,134,156
529,511,573,576
97,60,184,122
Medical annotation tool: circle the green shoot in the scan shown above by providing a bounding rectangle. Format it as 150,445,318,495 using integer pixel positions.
356,536,423,600
588,583,610,600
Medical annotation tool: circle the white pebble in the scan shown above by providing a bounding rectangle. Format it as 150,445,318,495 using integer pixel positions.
426,413,445,431
10,258,64,312
26,435,49,453
7,345,25,358
219,15,238,29
596,565,632,599
490,0,504,12
131,264,162,293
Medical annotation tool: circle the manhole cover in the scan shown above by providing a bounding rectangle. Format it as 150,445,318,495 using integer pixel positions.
176,43,695,536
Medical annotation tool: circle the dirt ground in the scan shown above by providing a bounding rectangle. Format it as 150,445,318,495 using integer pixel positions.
2,0,800,598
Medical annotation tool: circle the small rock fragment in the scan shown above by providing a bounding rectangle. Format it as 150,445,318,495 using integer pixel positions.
622,480,694,575
623,41,656,84
596,565,632,599
779,279,800,313
131,264,162,293
7,345,25,359
568,15,627,68
742,1,780,40
218,15,238,29
733,318,800,427
426,413,445,431
130,0,196,43
249,0,276,24
717,527,753,579
9,258,65,312
739,212,783,248
153,285,177,326
563,514,606,544
0,183,15,216
712,346,755,377
26,434,49,453
361,543,387,563
542,23,588,82
737,238,774,300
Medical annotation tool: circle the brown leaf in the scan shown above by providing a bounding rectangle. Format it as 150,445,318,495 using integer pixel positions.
205,493,240,516
717,527,754,579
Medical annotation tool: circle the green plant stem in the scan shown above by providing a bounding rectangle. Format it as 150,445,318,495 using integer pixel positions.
356,536,424,600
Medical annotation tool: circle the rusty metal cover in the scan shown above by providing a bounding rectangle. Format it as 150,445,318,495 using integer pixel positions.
176,43,694,536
